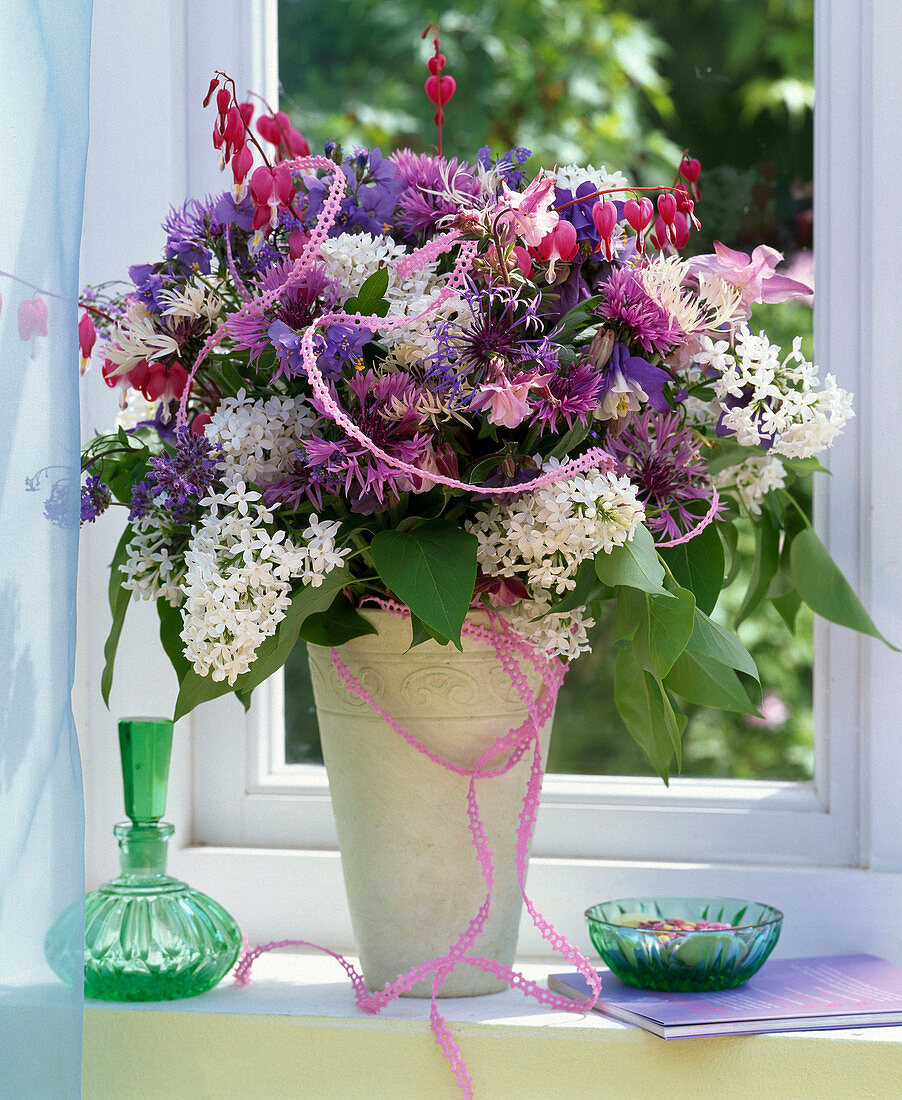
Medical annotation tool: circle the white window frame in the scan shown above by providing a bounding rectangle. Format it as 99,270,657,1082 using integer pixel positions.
77,0,902,957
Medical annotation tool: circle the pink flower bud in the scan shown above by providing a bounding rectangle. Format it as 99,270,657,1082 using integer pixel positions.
202,77,219,109
591,200,618,260
18,296,47,341
650,216,669,251
671,216,690,250
285,126,309,157
216,88,231,118
592,200,617,239
427,53,446,75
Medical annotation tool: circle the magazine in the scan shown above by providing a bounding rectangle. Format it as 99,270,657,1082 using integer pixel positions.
548,955,902,1038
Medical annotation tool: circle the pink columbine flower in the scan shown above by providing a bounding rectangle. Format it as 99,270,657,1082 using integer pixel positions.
496,170,559,247
470,367,553,429
688,241,813,311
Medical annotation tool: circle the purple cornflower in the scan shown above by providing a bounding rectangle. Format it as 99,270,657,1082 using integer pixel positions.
527,360,603,433
389,149,481,238
228,259,337,368
81,474,112,524
262,451,328,512
598,266,683,356
162,197,219,274
133,430,221,521
306,369,434,512
429,277,555,400
608,411,722,540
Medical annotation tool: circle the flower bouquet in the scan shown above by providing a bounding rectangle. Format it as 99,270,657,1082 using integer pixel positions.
80,63,884,786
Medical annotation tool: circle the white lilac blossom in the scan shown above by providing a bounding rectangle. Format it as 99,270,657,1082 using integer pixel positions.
179,478,350,684
466,460,644,658
697,329,854,458
553,163,630,197
205,389,316,483
714,453,787,515
121,519,187,608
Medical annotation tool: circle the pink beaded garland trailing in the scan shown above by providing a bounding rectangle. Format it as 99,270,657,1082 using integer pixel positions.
235,603,601,1100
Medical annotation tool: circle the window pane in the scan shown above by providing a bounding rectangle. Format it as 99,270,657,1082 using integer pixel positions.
280,0,814,779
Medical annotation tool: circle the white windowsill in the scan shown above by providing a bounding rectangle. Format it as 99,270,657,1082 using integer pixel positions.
82,952,902,1099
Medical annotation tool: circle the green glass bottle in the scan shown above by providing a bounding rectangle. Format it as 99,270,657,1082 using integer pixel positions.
46,718,242,1001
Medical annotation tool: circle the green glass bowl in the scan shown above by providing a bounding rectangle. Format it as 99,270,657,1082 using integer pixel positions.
585,896,783,992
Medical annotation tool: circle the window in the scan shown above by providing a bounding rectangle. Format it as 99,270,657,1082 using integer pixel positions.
78,0,902,956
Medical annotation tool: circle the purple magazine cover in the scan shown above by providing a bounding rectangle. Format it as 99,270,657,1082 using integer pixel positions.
548,955,902,1037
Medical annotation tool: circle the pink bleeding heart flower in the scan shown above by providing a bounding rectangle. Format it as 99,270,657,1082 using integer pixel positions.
657,193,678,226
624,197,654,253
688,241,813,311
591,200,618,261
78,311,97,373
18,296,48,342
671,216,691,250
424,73,456,107
535,220,578,281
257,114,282,145
680,157,702,184
272,164,295,206
649,216,670,252
231,144,253,188
427,53,446,75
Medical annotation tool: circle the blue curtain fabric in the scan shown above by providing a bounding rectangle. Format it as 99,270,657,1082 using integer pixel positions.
0,2,92,1096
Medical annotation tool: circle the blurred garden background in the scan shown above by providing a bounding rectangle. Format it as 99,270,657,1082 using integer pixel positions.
278,0,816,780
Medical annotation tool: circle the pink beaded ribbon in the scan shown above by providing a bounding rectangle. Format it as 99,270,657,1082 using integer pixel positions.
235,603,602,1099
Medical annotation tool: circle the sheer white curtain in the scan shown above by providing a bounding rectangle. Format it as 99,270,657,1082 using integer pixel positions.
0,2,92,1095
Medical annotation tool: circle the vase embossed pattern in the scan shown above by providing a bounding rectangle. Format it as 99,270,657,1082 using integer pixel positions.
307,609,554,997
